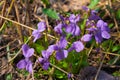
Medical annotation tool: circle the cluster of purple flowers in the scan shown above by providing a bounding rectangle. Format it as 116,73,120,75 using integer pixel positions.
17,7,111,74
54,14,80,36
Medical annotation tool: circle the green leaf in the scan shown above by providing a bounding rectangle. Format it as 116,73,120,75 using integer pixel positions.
33,43,44,54
6,74,12,80
113,71,120,76
59,61,68,68
23,36,28,43
108,23,114,28
112,45,120,52
116,9,120,19
88,0,99,9
54,70,66,79
42,8,59,19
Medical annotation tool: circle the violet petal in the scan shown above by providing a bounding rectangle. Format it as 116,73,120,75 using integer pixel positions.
74,24,80,36
72,41,84,52
54,23,63,34
22,44,34,58
58,36,67,49
81,34,92,42
42,62,50,70
102,31,110,39
42,50,51,59
56,50,68,60
37,21,46,32
32,30,41,42
17,59,26,69
26,61,32,73
95,32,103,43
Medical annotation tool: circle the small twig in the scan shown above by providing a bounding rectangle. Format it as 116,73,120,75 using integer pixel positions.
14,2,23,42
50,63,68,74
87,43,94,56
0,15,56,39
50,63,74,78
33,14,44,21
94,54,106,80
0,0,15,32
0,15,35,30
107,0,119,32
0,44,20,57
0,0,6,27
0,39,17,50
25,0,32,35
85,47,120,57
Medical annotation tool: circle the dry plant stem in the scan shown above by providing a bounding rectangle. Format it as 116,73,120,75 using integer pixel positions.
50,63,68,74
0,0,15,32
0,15,56,39
0,0,6,27
14,3,23,42
41,0,51,31
85,47,120,57
50,63,74,78
117,0,120,2
94,54,106,80
34,5,37,13
111,32,120,38
33,14,44,21
108,0,119,32
87,43,94,56
0,0,4,6
112,56,119,65
20,0,26,8
0,15,35,30
25,0,32,35
0,44,20,57
48,67,54,80
0,39,17,50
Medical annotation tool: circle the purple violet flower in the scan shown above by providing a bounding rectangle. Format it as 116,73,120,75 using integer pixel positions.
17,58,33,73
22,44,34,58
47,36,68,60
82,6,89,11
81,20,110,43
65,14,81,36
89,10,101,21
17,44,34,73
68,41,84,52
38,50,51,70
69,14,80,23
68,73,72,79
54,23,63,34
54,15,67,35
54,36,68,60
32,21,46,42
37,44,56,70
